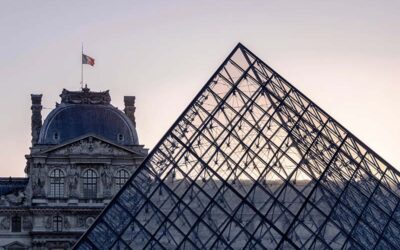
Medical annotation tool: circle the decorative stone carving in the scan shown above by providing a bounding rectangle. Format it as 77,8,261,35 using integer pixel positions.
0,196,6,206
51,137,130,156
86,216,95,227
77,216,85,228
32,179,45,197
101,166,113,197
23,216,33,230
64,217,70,229
32,163,46,197
0,216,10,230
67,166,79,198
60,87,111,105
5,190,25,205
44,216,52,229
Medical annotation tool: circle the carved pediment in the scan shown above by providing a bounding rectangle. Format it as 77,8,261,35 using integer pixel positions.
60,87,111,105
4,241,26,248
46,137,133,156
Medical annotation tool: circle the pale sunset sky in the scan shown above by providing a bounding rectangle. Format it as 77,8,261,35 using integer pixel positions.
0,1,399,176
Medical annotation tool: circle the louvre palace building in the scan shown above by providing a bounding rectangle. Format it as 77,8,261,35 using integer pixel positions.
3,44,400,250
0,87,147,249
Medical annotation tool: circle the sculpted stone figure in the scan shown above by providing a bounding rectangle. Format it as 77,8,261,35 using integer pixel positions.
64,217,71,229
32,163,46,197
77,216,85,228
5,190,25,205
0,217,10,230
22,216,33,230
44,216,52,229
32,178,45,197
101,166,113,196
68,167,79,198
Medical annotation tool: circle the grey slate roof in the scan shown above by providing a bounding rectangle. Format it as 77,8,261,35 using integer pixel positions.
38,88,139,146
38,104,139,145
0,177,28,196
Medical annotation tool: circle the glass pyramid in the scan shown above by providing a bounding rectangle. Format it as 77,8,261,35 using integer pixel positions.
74,44,400,249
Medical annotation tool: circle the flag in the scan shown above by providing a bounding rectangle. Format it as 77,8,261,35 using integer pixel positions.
82,54,95,66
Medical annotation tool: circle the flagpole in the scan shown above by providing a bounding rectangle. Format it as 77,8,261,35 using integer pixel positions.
81,43,83,89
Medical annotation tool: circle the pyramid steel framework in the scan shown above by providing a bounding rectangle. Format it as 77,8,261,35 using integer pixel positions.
74,44,400,249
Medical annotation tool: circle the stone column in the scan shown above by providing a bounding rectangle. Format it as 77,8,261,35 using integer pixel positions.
31,94,43,145
124,96,136,127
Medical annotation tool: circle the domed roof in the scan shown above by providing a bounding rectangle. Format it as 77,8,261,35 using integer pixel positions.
38,87,139,145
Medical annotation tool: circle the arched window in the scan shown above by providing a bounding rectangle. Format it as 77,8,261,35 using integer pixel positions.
83,169,97,198
115,169,129,189
50,169,65,198
11,216,21,232
53,215,63,232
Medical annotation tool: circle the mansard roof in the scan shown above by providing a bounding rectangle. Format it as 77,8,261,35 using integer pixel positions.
38,87,139,146
0,177,28,196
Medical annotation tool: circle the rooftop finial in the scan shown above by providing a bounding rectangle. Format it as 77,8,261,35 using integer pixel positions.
82,84,90,92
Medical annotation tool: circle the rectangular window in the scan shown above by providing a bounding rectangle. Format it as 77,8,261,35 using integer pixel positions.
83,169,97,199
11,216,21,232
53,216,63,232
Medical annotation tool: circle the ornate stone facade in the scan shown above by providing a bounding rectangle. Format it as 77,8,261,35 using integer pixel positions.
0,88,147,249
60,87,111,105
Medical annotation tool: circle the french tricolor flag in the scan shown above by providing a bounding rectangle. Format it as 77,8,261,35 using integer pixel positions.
82,54,95,66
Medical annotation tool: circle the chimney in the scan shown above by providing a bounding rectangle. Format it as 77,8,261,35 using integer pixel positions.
124,96,136,127
31,94,43,145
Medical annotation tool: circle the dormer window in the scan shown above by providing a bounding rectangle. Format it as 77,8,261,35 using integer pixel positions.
53,132,59,141
118,134,124,142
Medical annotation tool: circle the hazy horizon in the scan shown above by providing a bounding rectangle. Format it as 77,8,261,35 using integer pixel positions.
0,0,399,176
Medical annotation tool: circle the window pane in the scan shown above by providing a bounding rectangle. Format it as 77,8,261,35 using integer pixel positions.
53,216,63,232
115,169,129,189
50,169,64,198
83,169,97,198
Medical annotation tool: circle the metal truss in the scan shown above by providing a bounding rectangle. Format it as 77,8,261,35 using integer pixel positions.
74,44,400,249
